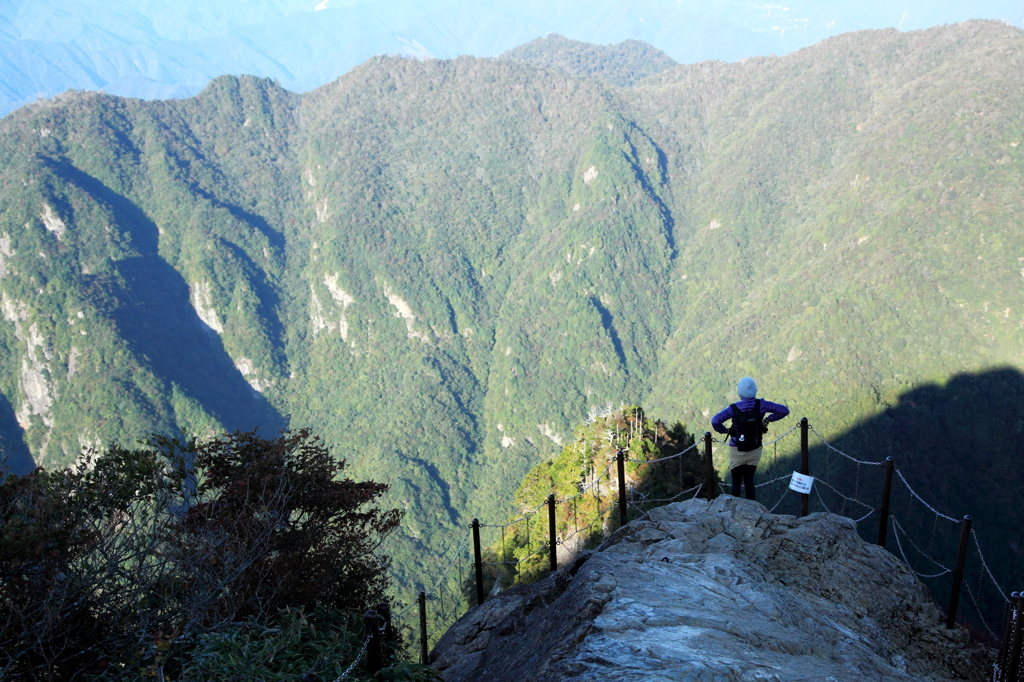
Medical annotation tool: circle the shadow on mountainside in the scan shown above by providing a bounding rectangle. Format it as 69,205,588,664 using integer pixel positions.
54,161,286,437
754,366,1024,640
0,394,34,476
113,255,285,433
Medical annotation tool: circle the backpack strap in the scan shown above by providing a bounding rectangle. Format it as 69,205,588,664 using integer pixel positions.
728,403,739,438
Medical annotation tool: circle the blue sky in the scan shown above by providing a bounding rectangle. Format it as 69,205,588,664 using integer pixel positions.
1,0,1022,116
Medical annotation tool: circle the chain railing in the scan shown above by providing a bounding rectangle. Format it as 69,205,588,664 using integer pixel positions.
754,418,1015,666
385,417,1018,679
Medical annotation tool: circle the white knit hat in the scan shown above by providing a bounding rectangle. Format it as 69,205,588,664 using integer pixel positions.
737,377,757,399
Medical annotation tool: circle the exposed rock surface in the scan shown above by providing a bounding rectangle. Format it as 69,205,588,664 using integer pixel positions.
432,497,992,681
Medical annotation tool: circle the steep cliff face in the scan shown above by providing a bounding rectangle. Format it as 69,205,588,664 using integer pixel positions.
431,497,992,681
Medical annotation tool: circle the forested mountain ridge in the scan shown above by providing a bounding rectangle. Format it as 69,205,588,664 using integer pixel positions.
499,34,679,87
12,0,1021,118
0,20,1022,595
639,23,1024,438
0,79,295,473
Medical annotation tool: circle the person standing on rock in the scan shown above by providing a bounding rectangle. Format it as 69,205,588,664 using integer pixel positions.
711,377,790,500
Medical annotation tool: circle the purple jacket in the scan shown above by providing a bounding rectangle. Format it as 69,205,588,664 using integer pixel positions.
711,398,790,447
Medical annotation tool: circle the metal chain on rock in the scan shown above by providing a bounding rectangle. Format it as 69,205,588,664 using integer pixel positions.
573,496,578,538
894,469,959,523
756,472,794,488
891,516,952,578
809,425,885,466
815,477,874,513
971,528,1010,603
556,462,613,504
486,540,549,566
767,487,791,513
962,579,1000,641
624,440,700,464
629,483,705,507
851,508,875,523
425,588,467,645
558,502,616,546
810,486,870,524
481,497,548,529
928,514,939,557
408,529,471,613
404,419,1015,660
765,422,800,446
332,635,372,682
814,485,834,514
813,477,875,523
852,463,861,513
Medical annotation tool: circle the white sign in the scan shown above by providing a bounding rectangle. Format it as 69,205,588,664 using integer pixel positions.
789,471,815,494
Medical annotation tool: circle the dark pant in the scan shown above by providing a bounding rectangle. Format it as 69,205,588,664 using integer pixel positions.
731,464,757,500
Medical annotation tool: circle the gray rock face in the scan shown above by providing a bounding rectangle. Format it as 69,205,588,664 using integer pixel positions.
431,497,993,681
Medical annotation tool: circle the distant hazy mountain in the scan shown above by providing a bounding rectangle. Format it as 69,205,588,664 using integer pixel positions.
2,0,1023,117
1,21,1023,598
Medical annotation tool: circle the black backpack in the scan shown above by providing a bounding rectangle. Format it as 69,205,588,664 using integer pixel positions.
730,399,763,452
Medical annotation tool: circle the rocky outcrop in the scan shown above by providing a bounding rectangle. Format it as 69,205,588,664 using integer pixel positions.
431,497,992,681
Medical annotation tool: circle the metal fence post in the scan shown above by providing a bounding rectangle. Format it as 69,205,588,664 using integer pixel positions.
800,417,809,517
997,592,1018,678
377,602,392,638
617,450,628,527
1007,589,1024,679
418,591,428,665
1007,593,1024,682
364,609,381,674
548,493,558,573
472,518,484,607
945,515,972,629
703,432,716,501
877,457,894,547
